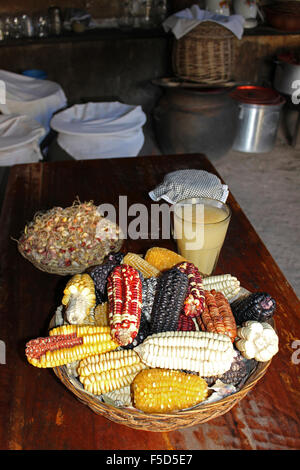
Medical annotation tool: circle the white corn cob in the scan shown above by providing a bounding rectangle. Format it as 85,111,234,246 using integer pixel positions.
135,331,235,377
202,274,240,300
78,349,146,395
103,386,133,407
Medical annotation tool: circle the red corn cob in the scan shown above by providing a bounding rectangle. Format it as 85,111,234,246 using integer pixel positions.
177,313,196,331
26,333,82,360
197,290,237,342
107,264,142,346
176,262,205,317
25,325,119,368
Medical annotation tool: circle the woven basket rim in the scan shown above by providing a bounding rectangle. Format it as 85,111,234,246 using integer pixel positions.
179,21,235,40
53,356,271,418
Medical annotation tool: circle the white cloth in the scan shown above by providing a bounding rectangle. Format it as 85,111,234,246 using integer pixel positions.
0,70,67,133
50,101,147,160
0,114,46,166
163,5,245,40
149,169,229,204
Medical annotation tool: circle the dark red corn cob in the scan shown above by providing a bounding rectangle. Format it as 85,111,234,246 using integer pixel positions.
25,333,82,360
175,262,205,317
107,264,142,346
177,313,196,331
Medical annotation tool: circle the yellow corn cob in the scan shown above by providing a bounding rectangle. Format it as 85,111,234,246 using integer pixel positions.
62,273,96,324
94,302,109,326
202,274,240,300
144,247,187,272
122,252,160,278
25,325,119,368
132,368,208,413
135,330,235,377
78,349,146,395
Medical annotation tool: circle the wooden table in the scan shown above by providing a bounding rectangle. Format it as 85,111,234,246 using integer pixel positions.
0,153,299,451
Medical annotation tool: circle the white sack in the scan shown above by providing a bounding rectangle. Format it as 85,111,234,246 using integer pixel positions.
0,114,46,166
163,5,245,40
50,102,147,160
0,69,67,133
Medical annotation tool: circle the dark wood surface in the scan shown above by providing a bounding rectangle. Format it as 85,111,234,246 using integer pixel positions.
0,153,299,450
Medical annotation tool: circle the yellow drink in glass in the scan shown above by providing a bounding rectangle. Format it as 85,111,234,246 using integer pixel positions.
173,197,231,276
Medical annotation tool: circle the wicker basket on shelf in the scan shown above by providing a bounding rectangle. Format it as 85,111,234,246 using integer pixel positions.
172,21,237,85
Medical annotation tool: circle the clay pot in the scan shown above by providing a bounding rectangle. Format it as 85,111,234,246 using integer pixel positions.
153,84,238,160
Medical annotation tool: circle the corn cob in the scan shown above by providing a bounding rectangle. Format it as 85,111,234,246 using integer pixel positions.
203,350,257,387
132,368,209,413
78,349,146,395
135,331,235,377
107,264,142,346
94,302,109,326
177,313,196,331
231,292,276,325
197,290,237,342
150,266,189,334
123,309,151,349
62,273,96,324
202,274,240,300
26,325,119,368
103,386,133,407
122,252,160,278
141,276,158,322
176,262,205,317
89,252,124,304
145,247,187,272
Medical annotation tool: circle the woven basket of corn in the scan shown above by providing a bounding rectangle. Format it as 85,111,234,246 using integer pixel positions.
17,200,123,276
25,248,277,432
47,290,275,432
172,21,237,84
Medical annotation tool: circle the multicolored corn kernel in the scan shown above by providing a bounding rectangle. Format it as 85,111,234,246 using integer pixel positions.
144,246,187,272
175,261,205,317
132,368,209,413
149,266,189,334
197,290,237,342
230,292,276,325
107,264,142,346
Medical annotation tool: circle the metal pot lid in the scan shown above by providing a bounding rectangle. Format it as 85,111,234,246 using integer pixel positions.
230,86,284,105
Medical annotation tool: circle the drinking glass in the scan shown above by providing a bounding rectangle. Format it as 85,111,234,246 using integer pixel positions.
172,197,231,276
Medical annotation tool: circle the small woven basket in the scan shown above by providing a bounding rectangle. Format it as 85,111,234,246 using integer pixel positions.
172,21,236,85
53,359,271,431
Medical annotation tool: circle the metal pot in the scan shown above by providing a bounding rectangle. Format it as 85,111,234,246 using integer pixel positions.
231,85,286,153
274,59,300,96
233,100,285,153
153,84,238,160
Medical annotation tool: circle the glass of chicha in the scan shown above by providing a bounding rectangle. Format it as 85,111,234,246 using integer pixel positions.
172,197,231,276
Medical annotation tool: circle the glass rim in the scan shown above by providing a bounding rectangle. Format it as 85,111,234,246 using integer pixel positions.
173,197,231,226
